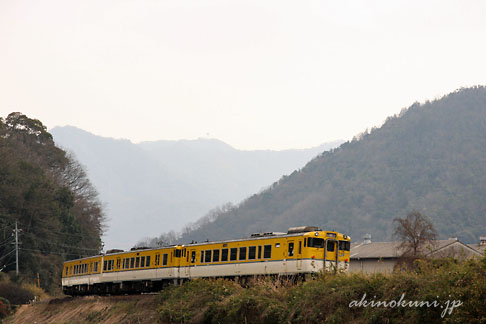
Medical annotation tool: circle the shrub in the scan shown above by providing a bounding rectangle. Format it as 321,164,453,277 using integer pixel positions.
0,282,34,305
0,297,10,319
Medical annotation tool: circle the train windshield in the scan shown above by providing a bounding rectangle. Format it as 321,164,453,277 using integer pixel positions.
307,237,324,248
339,241,351,251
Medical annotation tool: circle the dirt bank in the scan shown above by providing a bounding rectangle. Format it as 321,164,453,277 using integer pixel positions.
5,294,160,324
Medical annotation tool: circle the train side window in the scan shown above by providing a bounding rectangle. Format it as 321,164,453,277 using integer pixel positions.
248,246,256,260
326,240,335,252
299,241,302,254
213,249,220,262
130,257,135,268
221,249,228,262
135,257,140,268
110,260,114,270
239,247,247,260
186,252,189,263
103,261,107,271
304,238,306,247
264,245,272,258
155,254,160,266
258,246,262,259
205,250,212,263
146,256,151,267
191,251,196,263
230,248,237,261
65,267,68,276
308,237,324,248
288,242,294,257
163,253,168,266
84,264,87,273
116,258,121,269
141,256,145,267
200,251,205,263
95,262,98,272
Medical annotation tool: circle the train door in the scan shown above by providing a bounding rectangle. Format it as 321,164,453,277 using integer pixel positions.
297,240,303,270
286,240,294,273
325,240,337,272
187,249,196,278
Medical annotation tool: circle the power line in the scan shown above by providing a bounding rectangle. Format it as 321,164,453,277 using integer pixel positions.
0,248,16,259
20,232,100,252
0,237,14,247
20,247,94,258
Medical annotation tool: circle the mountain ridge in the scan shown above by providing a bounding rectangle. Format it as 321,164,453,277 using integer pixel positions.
176,87,486,244
50,125,342,249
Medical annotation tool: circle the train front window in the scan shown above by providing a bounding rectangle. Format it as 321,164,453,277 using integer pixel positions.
307,237,324,248
339,241,351,251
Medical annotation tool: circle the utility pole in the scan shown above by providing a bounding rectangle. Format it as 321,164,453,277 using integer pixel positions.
14,221,19,275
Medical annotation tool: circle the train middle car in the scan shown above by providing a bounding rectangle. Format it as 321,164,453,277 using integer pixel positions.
62,226,351,295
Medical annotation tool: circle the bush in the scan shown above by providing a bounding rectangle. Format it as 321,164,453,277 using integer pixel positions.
0,282,34,305
155,257,486,324
0,297,10,319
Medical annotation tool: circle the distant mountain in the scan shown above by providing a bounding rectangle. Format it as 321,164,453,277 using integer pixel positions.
177,87,486,244
50,126,342,249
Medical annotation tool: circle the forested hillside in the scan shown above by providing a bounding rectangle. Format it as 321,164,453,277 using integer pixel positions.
178,87,486,244
0,113,104,292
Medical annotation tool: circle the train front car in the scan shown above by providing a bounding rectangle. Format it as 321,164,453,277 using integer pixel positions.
297,228,351,274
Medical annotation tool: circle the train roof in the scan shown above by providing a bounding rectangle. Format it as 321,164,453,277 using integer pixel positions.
63,228,349,263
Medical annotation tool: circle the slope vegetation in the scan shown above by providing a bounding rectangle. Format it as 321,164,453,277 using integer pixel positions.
179,87,486,243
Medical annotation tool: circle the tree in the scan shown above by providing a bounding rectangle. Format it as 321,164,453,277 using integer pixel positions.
393,211,438,258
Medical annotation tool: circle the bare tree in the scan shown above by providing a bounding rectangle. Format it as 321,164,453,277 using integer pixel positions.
393,211,438,258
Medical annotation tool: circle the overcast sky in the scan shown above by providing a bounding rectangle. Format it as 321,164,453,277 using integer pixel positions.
1,0,485,150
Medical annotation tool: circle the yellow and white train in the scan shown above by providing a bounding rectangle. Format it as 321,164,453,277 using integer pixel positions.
62,226,350,295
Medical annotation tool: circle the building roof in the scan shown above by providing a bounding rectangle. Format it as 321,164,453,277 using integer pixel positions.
350,239,481,259
467,244,486,254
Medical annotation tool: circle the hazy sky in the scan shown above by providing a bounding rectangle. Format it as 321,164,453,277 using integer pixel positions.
1,0,486,150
